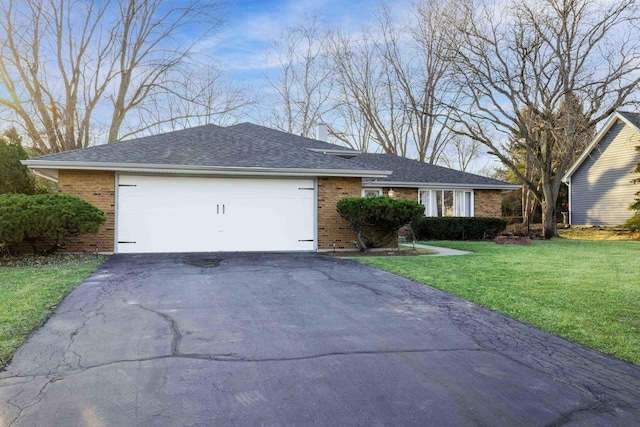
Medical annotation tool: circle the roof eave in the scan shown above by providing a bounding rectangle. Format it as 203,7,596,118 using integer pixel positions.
563,111,640,181
23,160,391,179
363,180,521,190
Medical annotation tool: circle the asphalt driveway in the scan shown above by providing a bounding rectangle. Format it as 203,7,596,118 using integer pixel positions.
1,253,640,426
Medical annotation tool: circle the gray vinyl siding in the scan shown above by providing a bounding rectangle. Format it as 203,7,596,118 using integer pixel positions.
571,119,640,225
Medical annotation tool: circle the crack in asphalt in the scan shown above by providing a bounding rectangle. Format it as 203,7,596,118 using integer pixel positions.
325,259,640,418
5,376,63,427
0,346,486,383
132,304,182,356
544,401,640,427
3,253,640,426
436,296,640,416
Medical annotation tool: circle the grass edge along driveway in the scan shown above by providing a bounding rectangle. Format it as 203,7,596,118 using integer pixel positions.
358,239,640,365
0,255,106,369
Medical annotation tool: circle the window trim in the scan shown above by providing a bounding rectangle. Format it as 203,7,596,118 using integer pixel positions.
362,188,383,198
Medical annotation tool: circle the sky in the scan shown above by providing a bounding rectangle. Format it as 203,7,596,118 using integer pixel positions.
201,0,406,84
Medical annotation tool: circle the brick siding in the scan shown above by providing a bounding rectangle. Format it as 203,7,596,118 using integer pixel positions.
384,187,418,201
317,177,362,250
58,170,116,252
474,190,502,217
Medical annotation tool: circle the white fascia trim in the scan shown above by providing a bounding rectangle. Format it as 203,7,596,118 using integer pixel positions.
23,160,392,179
363,181,521,190
563,112,640,182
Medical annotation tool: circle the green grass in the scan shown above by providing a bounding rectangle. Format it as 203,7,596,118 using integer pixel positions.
0,255,105,368
358,239,640,365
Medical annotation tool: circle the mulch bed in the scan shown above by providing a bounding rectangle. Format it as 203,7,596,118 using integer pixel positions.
0,253,103,267
495,235,532,245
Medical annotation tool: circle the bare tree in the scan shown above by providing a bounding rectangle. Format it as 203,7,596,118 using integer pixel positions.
264,14,334,138
0,0,114,152
107,0,223,142
120,63,255,137
328,1,462,161
0,0,227,153
330,104,374,152
450,0,640,238
329,28,411,156
440,134,483,172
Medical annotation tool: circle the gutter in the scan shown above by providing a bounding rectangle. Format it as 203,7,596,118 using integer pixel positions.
362,181,521,190
22,160,392,179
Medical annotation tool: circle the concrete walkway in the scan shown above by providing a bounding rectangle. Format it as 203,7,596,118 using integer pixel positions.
409,243,472,256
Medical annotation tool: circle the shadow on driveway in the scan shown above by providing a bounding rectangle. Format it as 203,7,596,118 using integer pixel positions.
1,253,639,426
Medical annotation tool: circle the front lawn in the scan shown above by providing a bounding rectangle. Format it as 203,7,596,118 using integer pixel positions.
0,255,106,369
358,239,640,365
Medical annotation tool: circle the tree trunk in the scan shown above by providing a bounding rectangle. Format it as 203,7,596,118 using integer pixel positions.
540,182,558,239
521,188,530,228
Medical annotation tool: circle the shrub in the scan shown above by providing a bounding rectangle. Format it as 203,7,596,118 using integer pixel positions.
0,137,37,195
336,197,424,251
412,216,507,240
623,214,640,232
0,193,106,255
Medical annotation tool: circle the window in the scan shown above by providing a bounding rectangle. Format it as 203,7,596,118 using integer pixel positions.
420,190,473,217
362,188,382,198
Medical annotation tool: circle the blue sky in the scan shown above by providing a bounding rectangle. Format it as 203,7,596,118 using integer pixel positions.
201,0,404,83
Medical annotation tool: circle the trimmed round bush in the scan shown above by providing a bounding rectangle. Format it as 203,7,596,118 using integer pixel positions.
412,216,507,240
0,193,106,255
336,197,424,251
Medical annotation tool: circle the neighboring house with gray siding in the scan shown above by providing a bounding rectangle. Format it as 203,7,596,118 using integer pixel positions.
563,111,640,226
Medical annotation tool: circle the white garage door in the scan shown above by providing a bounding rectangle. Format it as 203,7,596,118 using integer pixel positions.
116,175,315,253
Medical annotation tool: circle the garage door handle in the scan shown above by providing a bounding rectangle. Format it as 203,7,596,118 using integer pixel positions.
223,204,225,214
217,204,219,214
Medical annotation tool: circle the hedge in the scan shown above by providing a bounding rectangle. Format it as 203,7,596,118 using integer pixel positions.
412,216,507,240
0,193,106,255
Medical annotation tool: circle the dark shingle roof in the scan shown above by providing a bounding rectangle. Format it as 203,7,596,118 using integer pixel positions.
618,111,640,129
29,122,517,188
32,124,375,171
356,153,516,187
227,123,358,153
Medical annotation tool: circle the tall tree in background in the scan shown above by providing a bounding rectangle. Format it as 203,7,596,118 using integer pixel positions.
264,14,334,138
451,0,640,238
440,134,482,172
124,63,255,136
328,0,462,161
0,128,37,194
0,0,239,153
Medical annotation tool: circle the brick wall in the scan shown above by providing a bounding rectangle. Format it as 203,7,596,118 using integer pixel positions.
384,187,418,201
317,177,362,250
58,170,116,252
474,190,502,217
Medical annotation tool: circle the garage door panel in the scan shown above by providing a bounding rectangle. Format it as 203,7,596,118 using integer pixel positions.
116,175,315,253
